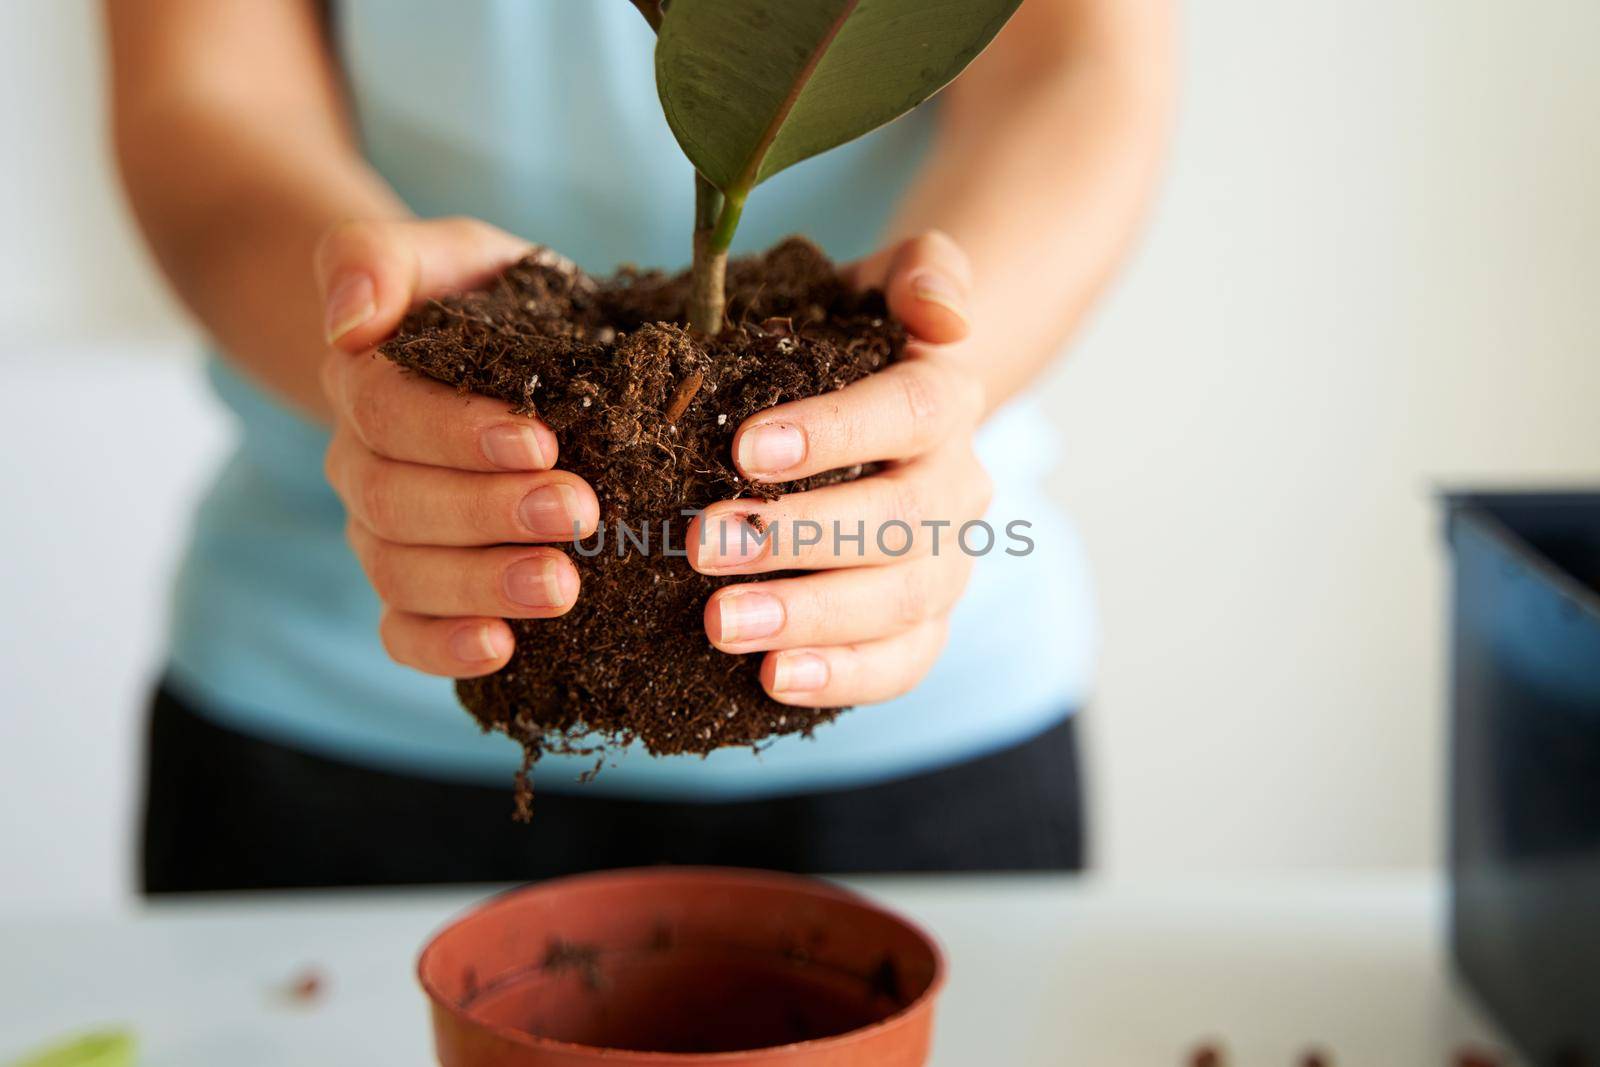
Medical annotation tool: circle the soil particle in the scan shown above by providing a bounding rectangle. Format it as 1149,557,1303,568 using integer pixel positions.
381,237,904,815
543,939,605,991
275,965,327,1007
869,955,904,1004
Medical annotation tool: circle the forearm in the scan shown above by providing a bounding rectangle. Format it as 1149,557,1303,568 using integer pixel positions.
107,0,405,421
888,2,1177,412
119,123,402,419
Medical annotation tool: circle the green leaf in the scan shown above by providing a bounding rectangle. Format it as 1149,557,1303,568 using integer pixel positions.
10,1030,135,1067
656,0,1021,196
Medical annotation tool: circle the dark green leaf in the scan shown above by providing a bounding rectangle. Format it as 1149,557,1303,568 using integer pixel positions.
656,0,1021,195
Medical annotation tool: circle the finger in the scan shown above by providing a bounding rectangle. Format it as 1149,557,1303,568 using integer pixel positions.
704,554,972,653
326,429,599,546
347,522,579,619
847,230,973,345
731,357,982,482
689,447,992,574
314,216,533,353
759,618,951,707
323,351,559,472
379,608,514,678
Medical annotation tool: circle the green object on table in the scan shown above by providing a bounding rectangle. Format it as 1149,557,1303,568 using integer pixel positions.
9,1030,134,1067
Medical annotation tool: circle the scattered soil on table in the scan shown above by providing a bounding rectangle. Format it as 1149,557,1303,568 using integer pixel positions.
380,238,903,816
277,965,326,1006
1185,1044,1516,1067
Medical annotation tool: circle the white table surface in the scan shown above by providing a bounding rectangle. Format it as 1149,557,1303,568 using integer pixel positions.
0,874,1515,1067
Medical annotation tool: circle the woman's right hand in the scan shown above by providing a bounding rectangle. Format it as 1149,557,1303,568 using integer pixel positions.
315,217,600,678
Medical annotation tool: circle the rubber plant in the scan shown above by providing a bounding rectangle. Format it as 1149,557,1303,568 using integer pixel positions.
376,1,1030,808
630,0,1022,411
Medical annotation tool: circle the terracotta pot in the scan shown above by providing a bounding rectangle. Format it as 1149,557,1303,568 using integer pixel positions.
418,867,945,1066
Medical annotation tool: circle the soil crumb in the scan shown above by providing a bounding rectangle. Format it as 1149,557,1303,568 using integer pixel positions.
380,238,903,815
543,939,605,991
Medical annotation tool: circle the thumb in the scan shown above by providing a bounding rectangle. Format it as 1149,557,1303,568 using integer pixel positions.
314,216,533,354
848,230,973,346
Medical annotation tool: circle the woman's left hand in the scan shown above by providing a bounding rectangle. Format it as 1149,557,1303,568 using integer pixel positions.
691,231,993,706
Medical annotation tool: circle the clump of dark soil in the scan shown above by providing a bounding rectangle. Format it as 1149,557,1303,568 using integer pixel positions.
380,237,903,814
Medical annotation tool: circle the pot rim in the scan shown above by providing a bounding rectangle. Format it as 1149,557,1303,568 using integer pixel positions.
417,866,948,1063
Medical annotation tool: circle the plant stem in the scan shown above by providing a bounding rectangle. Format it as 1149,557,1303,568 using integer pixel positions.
694,170,722,232
688,174,729,336
678,176,747,420
688,176,748,337
710,190,747,258
688,235,727,336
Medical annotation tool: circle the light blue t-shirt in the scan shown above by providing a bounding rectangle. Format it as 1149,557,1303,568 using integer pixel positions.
166,0,1096,799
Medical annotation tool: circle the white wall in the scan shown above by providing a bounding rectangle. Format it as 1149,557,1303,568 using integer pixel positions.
1,0,1597,908
0,3,206,912
0,2,182,346
1050,0,1600,875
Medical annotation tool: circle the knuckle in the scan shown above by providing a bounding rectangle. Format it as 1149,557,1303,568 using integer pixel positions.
318,351,342,402
356,460,399,535
896,363,946,441
884,473,926,533
956,373,985,424
361,540,403,604
945,552,977,600
928,615,952,652
324,432,361,508
376,608,407,663
442,215,496,246
897,361,980,443
907,231,950,267
893,567,933,627
482,479,525,539
941,363,983,428
346,367,392,448
969,455,995,514
905,232,940,258
834,401,871,459
806,580,843,631
472,553,506,613
321,439,342,494
918,230,973,284
316,218,374,273
342,516,369,559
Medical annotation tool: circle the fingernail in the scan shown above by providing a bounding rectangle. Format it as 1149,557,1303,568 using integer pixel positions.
324,274,377,343
504,557,575,608
772,651,829,693
910,272,969,325
519,483,582,539
450,623,504,663
699,514,770,571
736,423,806,478
482,424,546,470
716,591,785,643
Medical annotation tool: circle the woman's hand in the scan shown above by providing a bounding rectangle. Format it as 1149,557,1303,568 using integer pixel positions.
693,232,992,707
316,217,600,678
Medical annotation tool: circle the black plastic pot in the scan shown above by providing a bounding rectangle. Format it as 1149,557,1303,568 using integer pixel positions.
1446,491,1600,1065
